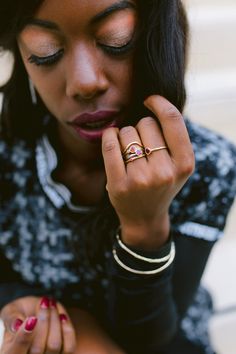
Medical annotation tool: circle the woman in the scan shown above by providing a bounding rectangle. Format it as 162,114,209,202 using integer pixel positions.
0,0,236,353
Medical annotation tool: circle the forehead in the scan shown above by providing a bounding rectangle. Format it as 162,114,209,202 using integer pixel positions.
34,0,136,26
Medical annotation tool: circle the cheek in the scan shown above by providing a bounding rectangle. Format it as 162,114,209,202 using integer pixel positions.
25,66,64,110
108,58,134,97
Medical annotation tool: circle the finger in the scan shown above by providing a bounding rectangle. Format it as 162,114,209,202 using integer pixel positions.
45,299,62,354
1,308,25,334
144,96,194,167
59,315,76,354
5,317,37,354
57,303,76,354
102,127,126,185
118,125,147,172
29,297,50,354
136,117,171,164
10,318,24,333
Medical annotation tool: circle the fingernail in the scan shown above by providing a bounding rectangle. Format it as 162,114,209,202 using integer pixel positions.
11,318,23,332
59,314,68,322
40,296,50,309
50,298,57,308
24,317,38,332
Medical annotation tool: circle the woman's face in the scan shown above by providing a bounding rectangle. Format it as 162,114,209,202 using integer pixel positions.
17,0,138,149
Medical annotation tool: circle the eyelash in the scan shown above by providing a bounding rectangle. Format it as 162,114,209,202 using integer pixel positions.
28,49,64,66
100,39,135,55
27,39,134,67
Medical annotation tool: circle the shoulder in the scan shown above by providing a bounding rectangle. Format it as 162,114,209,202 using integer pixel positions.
171,120,236,241
186,119,236,178
185,119,236,194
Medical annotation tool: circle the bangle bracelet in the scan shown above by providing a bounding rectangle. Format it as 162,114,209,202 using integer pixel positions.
116,232,173,264
112,243,175,275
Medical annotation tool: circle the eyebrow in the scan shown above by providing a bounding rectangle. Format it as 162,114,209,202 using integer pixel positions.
23,0,135,30
23,18,59,31
91,0,136,24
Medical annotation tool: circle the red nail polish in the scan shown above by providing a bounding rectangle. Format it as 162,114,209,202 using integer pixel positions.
12,318,23,332
24,317,37,332
50,298,57,308
40,296,50,309
59,314,68,322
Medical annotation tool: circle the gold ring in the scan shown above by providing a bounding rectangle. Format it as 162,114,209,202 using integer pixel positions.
145,146,168,156
124,153,146,164
122,142,145,164
122,141,144,155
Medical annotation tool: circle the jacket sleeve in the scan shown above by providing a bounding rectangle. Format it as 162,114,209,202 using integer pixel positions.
108,239,177,354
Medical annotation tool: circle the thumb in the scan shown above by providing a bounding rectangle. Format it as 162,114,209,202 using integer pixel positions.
1,317,38,354
10,317,24,333
1,307,25,334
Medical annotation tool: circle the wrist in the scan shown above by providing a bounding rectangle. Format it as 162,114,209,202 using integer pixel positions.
120,214,170,251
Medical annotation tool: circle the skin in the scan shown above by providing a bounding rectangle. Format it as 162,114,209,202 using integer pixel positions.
0,297,76,354
1,0,195,352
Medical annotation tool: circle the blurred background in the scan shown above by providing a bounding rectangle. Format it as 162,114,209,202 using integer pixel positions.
183,1,236,353
0,1,236,353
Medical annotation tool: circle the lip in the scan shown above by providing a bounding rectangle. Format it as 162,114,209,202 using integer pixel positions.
70,110,119,125
68,110,122,142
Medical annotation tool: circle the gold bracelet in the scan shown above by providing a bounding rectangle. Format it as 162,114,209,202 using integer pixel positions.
116,233,173,264
112,243,175,275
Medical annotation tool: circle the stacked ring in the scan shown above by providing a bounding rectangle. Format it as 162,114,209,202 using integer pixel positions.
122,142,145,164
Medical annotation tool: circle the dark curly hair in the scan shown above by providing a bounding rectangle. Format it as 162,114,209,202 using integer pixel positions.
0,0,189,143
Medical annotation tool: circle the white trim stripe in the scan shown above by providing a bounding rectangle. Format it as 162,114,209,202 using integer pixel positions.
36,135,94,213
177,222,224,242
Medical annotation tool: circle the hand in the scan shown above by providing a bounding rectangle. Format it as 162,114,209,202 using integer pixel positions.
0,296,76,354
102,95,195,250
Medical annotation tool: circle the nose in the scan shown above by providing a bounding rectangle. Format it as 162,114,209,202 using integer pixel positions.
65,44,109,100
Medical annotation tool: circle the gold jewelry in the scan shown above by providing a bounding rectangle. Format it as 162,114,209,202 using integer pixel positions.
122,142,146,164
112,243,175,275
145,146,168,156
124,153,146,164
116,233,174,263
122,141,144,155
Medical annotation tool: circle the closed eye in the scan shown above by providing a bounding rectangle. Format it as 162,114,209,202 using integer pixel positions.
28,49,64,66
99,38,135,55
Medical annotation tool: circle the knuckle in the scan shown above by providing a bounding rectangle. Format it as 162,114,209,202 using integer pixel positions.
102,140,117,153
112,182,128,199
47,342,62,353
158,169,175,185
179,155,195,177
129,174,150,190
163,105,182,121
137,116,156,128
15,334,31,346
38,311,50,322
63,326,75,335
119,125,135,137
30,346,43,354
